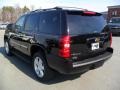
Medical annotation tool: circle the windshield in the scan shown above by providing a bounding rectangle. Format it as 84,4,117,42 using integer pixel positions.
110,18,120,23
67,15,106,35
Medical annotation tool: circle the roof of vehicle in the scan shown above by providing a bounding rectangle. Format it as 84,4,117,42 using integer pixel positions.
31,7,88,12
25,7,100,15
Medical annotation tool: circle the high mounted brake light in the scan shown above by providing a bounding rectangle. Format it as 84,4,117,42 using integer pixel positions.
59,35,71,59
84,11,96,15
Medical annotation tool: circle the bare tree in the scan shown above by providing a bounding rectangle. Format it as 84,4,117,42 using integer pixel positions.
30,5,35,11
0,9,2,22
14,5,22,22
22,6,30,14
1,6,30,23
2,6,15,23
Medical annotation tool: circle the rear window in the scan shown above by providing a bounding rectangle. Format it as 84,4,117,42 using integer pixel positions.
67,14,106,35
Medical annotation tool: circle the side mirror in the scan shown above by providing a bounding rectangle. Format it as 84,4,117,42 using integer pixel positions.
6,24,13,31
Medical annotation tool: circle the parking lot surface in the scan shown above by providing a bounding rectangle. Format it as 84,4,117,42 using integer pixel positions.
0,30,120,90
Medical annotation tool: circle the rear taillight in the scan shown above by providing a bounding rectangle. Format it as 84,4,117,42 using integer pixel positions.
110,33,112,47
59,35,71,59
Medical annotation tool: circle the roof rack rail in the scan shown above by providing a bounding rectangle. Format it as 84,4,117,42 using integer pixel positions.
27,7,59,14
54,6,88,11
26,6,88,14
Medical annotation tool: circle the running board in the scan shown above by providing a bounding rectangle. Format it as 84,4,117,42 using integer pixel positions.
11,49,32,64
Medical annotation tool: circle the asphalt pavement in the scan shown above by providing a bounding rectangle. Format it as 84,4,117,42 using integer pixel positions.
0,30,120,90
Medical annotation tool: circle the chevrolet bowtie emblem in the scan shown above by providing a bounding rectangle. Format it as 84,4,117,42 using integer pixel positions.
95,38,100,42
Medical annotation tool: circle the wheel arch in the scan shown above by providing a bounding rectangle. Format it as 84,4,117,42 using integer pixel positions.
30,44,47,58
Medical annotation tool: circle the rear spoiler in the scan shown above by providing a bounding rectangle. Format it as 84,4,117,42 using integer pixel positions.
66,11,102,16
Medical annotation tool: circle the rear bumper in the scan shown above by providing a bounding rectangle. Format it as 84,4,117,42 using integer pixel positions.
47,47,113,74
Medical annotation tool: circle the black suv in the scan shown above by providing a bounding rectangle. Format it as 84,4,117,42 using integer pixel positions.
4,7,113,82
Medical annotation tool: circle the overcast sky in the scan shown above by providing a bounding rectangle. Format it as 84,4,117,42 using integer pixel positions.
0,0,120,12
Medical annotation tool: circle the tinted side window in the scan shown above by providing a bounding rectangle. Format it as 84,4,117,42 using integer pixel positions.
15,15,25,31
39,11,60,35
25,13,39,31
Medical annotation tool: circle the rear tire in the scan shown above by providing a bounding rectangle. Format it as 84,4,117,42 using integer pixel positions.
32,51,55,82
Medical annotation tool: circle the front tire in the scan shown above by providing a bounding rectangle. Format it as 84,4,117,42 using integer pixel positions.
4,41,12,56
32,52,55,82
